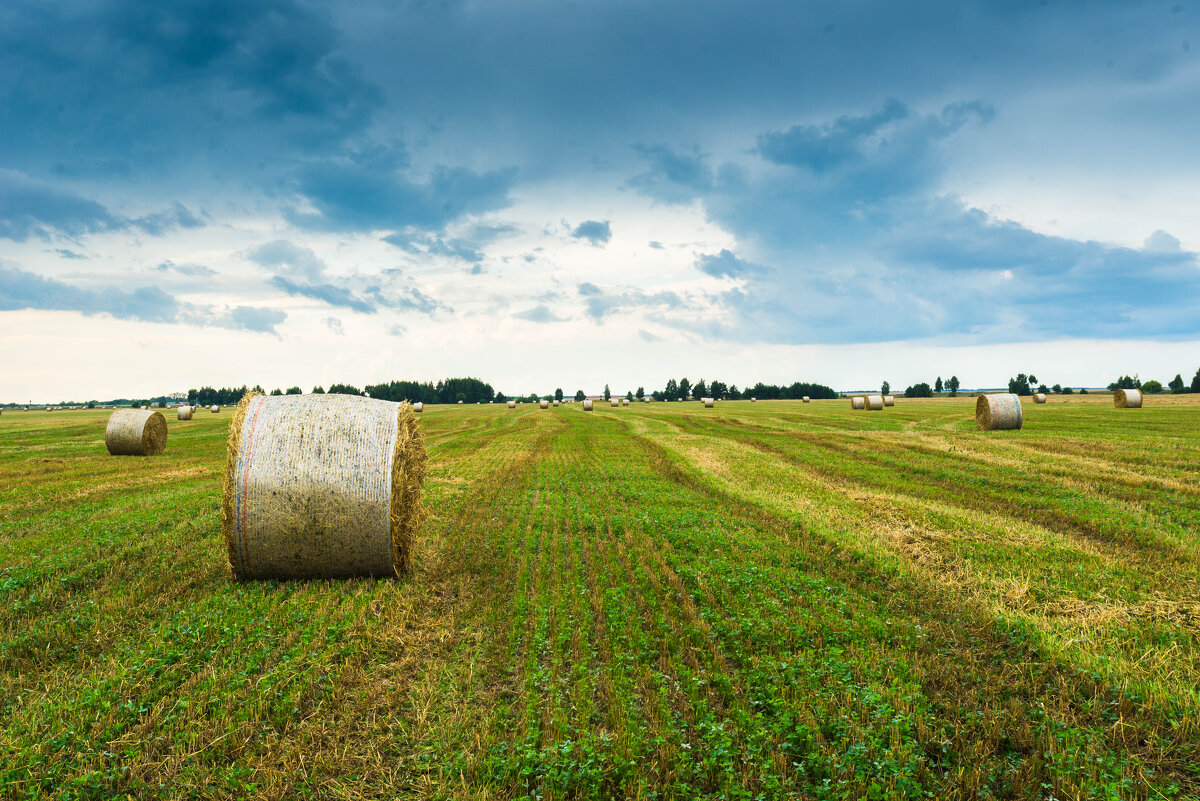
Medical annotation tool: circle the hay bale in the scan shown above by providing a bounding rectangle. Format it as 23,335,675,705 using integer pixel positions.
621,398,629,406
221,393,426,580
1114,389,1142,408
703,397,714,408
507,400,516,409
883,396,894,407
177,406,193,421
583,399,594,411
750,397,756,402
611,399,619,407
553,399,560,406
864,394,884,411
105,409,168,456
458,400,464,404
211,405,220,413
413,402,423,413
539,399,549,409
976,393,1023,431
1034,393,1047,404
802,396,810,403
850,396,865,410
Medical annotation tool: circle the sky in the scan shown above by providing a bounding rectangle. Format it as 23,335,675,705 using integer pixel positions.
2,0,1199,402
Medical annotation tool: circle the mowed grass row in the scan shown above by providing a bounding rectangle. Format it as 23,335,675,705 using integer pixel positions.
1,396,1198,799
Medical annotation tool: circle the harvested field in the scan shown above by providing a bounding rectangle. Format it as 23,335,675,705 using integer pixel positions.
1,394,1198,799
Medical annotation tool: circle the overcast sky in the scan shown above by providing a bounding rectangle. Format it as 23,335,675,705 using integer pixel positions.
3,0,1199,401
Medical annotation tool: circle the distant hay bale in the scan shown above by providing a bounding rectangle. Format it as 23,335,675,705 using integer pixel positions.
883,396,894,407
507,400,516,409
850,397,865,410
583,399,594,411
539,399,549,409
553,399,560,406
105,409,168,456
611,398,620,407
621,398,629,406
976,393,1023,431
221,393,426,580
211,405,220,413
177,406,193,421
750,397,756,402
1114,389,1143,408
413,402,423,413
1034,393,1047,404
864,394,884,410
457,400,464,404
802,396,810,403
703,397,715,408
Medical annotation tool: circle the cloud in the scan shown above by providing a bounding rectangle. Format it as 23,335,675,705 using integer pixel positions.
571,220,612,245
383,223,517,263
0,264,285,332
628,144,715,203
244,240,327,281
755,99,910,172
323,316,345,335
1144,229,1181,253
52,249,88,260
514,304,566,323
638,328,663,342
156,260,216,276
386,324,406,336
132,202,206,235
0,170,120,241
695,250,767,279
271,276,375,313
575,281,688,321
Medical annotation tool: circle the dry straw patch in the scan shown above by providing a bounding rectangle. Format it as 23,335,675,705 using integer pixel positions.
221,392,427,580
104,409,168,456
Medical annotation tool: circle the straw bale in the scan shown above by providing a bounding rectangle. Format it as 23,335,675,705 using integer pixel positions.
221,393,427,580
803,396,810,403
211,405,220,413
583,399,594,411
750,397,756,402
850,396,865,410
621,398,629,406
553,400,560,406
177,406,193,421
703,397,715,408
883,396,894,407
413,402,423,413
611,398,620,407
458,400,464,404
507,400,516,409
1114,389,1143,408
863,394,884,410
539,399,549,409
976,393,1023,431
1034,393,1047,404
105,409,168,456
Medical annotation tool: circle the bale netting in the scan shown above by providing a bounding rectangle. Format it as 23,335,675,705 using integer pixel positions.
864,394,884,411
105,409,168,456
703,397,715,408
850,396,865,410
539,399,549,409
583,399,594,411
413,402,423,413
1034,393,1047,404
976,393,1023,431
1115,389,1143,408
177,406,193,421
221,393,427,580
883,396,895,407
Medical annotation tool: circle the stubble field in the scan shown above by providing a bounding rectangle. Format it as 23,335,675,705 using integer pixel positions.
1,395,1198,800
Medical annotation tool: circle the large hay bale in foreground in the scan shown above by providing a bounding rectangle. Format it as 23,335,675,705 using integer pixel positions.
177,406,193,421
976,393,1023,431
539,399,549,409
1034,393,1047,404
864,394,884,410
1114,389,1143,408
883,396,894,407
583,399,594,411
703,397,714,408
850,397,865,410
106,409,168,456
221,393,426,580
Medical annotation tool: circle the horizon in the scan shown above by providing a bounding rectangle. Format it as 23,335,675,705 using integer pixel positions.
3,1,1199,398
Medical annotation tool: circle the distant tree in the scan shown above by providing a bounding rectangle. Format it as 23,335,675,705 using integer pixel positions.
270,388,283,396
312,386,325,394
1061,386,1074,394
327,383,362,395
625,390,633,401
947,375,960,397
1051,384,1062,394
905,382,933,398
574,389,586,401
603,383,611,401
86,402,95,409
1142,380,1164,394
526,393,538,403
727,384,741,400
285,386,301,395
881,380,890,395
709,380,727,398
1037,384,1049,394
252,385,265,394
1080,388,1089,394
1168,374,1185,393
1192,367,1200,393
554,388,564,402
494,390,507,402
1008,374,1034,396
1028,375,1037,386
635,386,644,399
678,378,691,401
663,378,678,399
934,376,943,393
692,379,707,400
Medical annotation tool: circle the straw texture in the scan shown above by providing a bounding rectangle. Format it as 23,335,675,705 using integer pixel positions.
221,393,427,580
583,399,593,411
1114,389,1143,408
105,409,168,456
976,393,1023,431
850,397,865,410
177,406,193,421
864,394,884,411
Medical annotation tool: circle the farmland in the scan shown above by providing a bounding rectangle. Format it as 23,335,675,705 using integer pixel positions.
2,395,1198,800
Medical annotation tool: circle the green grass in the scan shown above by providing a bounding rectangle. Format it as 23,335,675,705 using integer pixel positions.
2,395,1198,800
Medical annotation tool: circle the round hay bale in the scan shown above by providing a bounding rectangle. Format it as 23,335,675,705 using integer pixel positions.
1114,389,1143,408
883,396,894,407
850,396,865,410
413,402,423,413
583,399,594,411
864,394,884,410
553,399,560,406
610,399,619,407
457,400,464,404
539,399,549,409
211,405,220,413
976,393,1023,431
621,398,629,406
802,396,810,403
221,393,427,580
750,397,756,402
703,397,714,408
1034,393,1047,404
105,409,168,456
507,400,516,409
177,405,193,421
